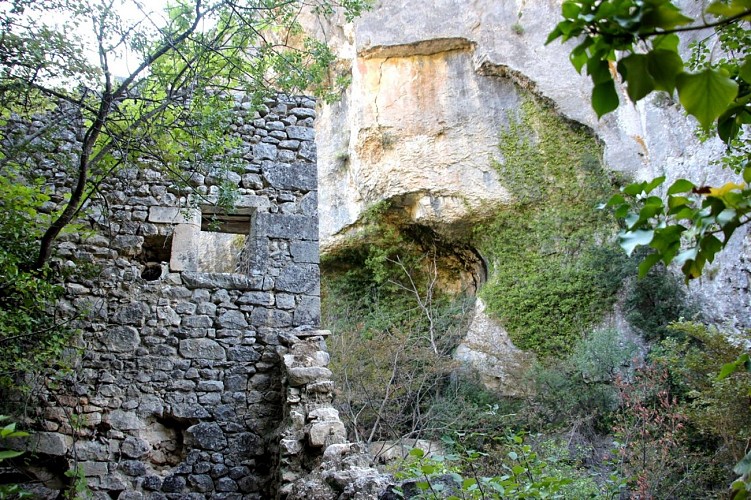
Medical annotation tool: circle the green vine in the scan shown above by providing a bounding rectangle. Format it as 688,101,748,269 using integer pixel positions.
476,96,626,355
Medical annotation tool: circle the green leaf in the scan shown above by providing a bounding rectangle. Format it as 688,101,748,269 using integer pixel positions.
641,3,693,30
645,176,667,194
707,0,751,17
562,1,581,18
0,450,24,460
741,57,751,84
700,234,723,262
620,229,654,255
743,165,751,184
719,354,750,379
667,179,695,195
652,34,680,52
588,58,613,84
676,69,739,129
618,54,655,102
409,448,425,458
592,79,619,118
638,252,663,277
571,50,589,73
421,464,436,475
736,450,751,476
646,49,684,93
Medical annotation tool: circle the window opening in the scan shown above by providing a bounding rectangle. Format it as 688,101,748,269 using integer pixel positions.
197,210,253,274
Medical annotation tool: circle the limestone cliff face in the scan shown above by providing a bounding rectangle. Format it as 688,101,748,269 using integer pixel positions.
314,0,750,333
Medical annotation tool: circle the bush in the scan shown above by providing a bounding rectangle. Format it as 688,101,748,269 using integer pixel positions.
624,264,695,341
650,322,751,482
322,215,477,442
523,328,636,431
393,432,575,499
0,174,72,398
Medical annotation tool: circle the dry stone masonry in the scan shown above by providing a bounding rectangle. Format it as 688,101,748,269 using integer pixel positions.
5,95,367,499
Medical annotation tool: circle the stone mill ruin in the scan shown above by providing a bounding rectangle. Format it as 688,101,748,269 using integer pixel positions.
3,95,367,499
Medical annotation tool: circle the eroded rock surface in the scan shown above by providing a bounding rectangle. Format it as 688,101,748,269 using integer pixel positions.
313,0,750,329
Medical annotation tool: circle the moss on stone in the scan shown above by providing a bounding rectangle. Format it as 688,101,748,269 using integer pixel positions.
476,96,628,356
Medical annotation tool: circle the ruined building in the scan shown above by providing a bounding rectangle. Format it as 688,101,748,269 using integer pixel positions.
5,95,367,499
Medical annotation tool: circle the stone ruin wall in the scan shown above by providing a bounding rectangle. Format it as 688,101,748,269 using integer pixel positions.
4,95,351,499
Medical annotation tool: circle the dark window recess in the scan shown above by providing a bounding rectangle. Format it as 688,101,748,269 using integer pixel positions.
198,211,253,274
138,234,172,281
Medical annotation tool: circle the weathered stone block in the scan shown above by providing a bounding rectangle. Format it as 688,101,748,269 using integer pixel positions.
142,475,162,491
188,474,214,493
161,475,186,493
280,438,303,456
275,264,320,294
171,403,210,420
179,339,226,360
237,291,273,306
293,295,320,327
308,420,346,447
170,224,199,272
290,241,319,264
217,310,248,329
227,347,261,363
215,477,239,492
276,294,295,310
308,408,340,422
119,460,147,476
226,432,264,456
25,432,73,456
111,235,144,256
185,422,227,451
249,308,292,328
286,126,314,141
74,441,110,461
148,207,199,225
112,303,149,326
261,162,316,191
107,410,143,430
182,315,213,328
286,367,333,387
181,272,262,291
253,142,278,160
197,381,223,392
121,436,151,458
102,326,141,352
299,141,316,162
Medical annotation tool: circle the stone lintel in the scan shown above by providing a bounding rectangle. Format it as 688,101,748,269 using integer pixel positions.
293,329,331,337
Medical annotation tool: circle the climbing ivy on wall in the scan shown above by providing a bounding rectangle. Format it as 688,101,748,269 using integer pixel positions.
477,96,628,355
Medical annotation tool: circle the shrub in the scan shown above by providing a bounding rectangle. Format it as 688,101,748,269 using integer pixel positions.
0,174,73,399
523,328,636,430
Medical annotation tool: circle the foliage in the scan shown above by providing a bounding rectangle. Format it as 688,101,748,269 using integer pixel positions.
476,96,627,355
393,433,574,499
0,174,73,394
0,0,367,270
64,465,91,500
322,211,476,441
623,261,694,341
0,415,30,499
611,363,693,497
650,322,751,494
548,0,751,281
523,328,637,430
